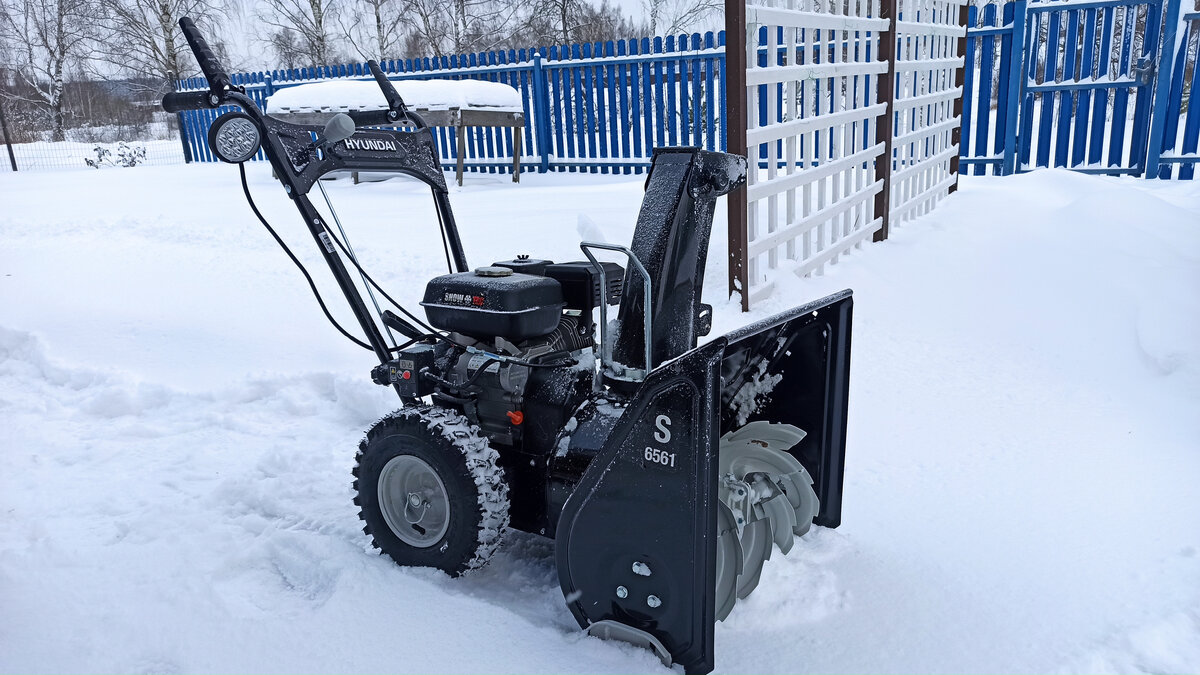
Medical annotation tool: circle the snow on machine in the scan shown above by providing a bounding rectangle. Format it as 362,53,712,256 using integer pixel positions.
163,18,852,673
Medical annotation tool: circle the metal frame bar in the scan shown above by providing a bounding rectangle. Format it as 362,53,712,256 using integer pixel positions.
725,0,750,311
580,242,654,383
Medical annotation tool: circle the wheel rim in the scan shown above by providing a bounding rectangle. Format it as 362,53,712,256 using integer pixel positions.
378,454,451,548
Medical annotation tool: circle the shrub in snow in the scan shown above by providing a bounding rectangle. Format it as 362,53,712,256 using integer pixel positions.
84,142,147,168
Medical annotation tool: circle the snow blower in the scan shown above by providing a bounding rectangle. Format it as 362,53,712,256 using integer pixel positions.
163,18,852,673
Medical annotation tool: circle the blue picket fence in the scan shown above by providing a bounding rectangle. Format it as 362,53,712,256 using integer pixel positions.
178,32,727,175
178,0,1199,179
960,0,1199,178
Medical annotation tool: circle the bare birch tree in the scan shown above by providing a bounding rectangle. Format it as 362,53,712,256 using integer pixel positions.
395,0,526,59
521,0,641,45
257,0,342,66
338,0,406,61
0,0,97,140
642,0,717,35
91,0,230,92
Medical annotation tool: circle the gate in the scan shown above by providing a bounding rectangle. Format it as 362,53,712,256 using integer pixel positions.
961,0,1192,177
1019,0,1166,174
1148,6,1200,179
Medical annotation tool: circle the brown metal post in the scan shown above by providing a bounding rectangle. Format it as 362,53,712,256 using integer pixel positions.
948,1,970,193
726,0,750,311
0,101,17,172
872,0,898,243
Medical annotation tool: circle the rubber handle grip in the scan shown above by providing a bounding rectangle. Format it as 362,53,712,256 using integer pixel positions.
179,17,231,92
161,91,216,113
367,60,406,111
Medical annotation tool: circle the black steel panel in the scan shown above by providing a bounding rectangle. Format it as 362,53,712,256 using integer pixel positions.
719,290,853,528
556,340,725,675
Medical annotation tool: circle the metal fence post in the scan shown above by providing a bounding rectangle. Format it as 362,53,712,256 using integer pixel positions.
725,0,750,311
1001,0,1027,175
1144,0,1183,178
0,101,17,172
873,0,898,243
949,1,970,193
531,52,553,173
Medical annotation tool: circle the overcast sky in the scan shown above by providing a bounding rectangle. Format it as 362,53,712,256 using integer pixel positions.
221,0,659,72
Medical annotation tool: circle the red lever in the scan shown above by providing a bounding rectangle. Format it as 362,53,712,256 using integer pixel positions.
506,410,524,425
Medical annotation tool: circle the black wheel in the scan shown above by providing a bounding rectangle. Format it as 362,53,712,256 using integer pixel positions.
353,405,509,576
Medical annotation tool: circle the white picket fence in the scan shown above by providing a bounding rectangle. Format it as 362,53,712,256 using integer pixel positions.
736,0,966,307
891,0,965,222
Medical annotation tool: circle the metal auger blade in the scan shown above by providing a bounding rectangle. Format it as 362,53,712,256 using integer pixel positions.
734,518,772,600
722,420,807,450
718,422,819,604
757,492,799,554
715,502,744,621
778,468,820,537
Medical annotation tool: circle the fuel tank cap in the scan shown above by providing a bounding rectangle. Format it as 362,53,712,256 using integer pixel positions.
474,266,514,277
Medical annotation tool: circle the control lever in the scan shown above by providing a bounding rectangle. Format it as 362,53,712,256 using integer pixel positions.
321,113,356,148
381,310,426,341
323,113,355,144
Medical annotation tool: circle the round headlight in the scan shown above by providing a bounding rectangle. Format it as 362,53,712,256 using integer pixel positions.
208,112,261,164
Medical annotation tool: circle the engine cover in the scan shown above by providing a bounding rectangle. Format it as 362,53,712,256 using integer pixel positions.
422,266,564,341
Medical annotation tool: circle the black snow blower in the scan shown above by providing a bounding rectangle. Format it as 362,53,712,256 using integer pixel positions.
164,18,852,673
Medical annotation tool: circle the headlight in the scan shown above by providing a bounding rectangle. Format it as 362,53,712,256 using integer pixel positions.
208,112,261,164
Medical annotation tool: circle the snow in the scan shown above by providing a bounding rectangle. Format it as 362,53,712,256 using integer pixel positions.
728,358,784,427
1,163,1199,673
266,78,524,113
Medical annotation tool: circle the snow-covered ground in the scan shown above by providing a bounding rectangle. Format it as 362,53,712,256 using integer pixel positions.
1,164,1198,673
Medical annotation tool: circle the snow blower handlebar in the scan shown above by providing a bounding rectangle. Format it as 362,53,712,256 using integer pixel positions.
164,19,418,132
160,16,233,113
160,16,470,371
179,17,233,95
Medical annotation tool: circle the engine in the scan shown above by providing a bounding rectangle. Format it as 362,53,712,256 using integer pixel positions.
374,256,622,454
442,313,595,446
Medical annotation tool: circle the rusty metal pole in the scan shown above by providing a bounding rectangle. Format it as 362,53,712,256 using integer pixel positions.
949,1,970,193
726,0,750,311
0,101,17,172
872,0,898,242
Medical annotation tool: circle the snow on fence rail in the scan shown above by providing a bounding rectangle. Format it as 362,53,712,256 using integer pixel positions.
1152,7,1200,179
959,0,1025,175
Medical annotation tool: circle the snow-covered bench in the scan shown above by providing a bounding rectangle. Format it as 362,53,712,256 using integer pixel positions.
266,79,524,185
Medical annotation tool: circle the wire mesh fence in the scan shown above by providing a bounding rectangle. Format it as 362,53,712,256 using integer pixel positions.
0,110,187,173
